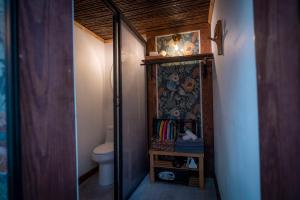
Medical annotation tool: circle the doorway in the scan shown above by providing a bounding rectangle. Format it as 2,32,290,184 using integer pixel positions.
4,0,300,200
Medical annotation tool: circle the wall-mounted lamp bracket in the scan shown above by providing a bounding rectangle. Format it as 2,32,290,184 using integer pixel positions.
209,20,223,55
201,58,208,79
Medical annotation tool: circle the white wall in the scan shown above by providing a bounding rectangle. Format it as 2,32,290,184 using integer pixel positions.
104,43,114,128
74,25,113,176
211,0,261,199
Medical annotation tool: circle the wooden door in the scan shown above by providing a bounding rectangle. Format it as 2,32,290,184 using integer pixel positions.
254,0,300,199
18,0,77,199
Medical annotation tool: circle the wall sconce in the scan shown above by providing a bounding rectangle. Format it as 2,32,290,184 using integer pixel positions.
172,34,182,51
209,20,223,55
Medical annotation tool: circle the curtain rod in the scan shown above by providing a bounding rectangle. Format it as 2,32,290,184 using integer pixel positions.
141,53,214,66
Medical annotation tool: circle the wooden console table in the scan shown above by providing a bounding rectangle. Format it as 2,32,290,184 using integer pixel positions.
149,149,204,189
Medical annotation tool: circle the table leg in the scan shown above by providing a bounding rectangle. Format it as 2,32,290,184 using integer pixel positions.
198,156,204,189
150,153,155,182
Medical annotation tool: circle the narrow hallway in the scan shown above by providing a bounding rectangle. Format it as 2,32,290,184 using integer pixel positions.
129,176,217,200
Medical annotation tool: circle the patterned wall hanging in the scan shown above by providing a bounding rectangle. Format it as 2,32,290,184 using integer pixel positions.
157,61,202,123
156,31,200,57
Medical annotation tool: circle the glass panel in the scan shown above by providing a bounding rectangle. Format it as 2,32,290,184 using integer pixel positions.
0,0,7,199
120,21,147,199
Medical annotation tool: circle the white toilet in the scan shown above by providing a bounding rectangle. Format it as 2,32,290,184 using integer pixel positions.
92,125,114,186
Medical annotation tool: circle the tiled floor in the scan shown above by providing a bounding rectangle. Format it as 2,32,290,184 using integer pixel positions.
79,173,113,200
129,175,217,200
80,173,217,200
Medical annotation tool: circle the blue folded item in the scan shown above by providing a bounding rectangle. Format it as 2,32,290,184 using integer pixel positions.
175,137,204,153
175,146,204,153
176,137,203,143
175,138,204,146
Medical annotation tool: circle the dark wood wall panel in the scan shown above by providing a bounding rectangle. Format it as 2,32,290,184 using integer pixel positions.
253,0,300,199
19,0,77,199
146,25,214,177
201,61,214,177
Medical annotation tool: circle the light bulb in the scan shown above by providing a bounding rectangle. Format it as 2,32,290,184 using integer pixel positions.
174,44,179,51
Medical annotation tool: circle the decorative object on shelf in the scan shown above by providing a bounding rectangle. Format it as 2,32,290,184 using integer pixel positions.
151,119,201,151
156,31,200,57
158,171,176,181
209,20,223,55
151,119,177,151
186,157,197,169
182,129,198,141
149,51,159,56
172,157,185,168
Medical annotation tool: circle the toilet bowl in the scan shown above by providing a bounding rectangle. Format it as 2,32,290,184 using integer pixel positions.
92,126,114,186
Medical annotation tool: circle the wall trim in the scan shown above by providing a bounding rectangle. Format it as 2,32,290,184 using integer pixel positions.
79,166,98,185
213,174,222,200
74,21,110,43
208,0,215,24
146,23,210,38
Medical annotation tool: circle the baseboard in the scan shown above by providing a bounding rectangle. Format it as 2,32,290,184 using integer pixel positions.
213,174,222,200
79,166,98,185
126,172,148,199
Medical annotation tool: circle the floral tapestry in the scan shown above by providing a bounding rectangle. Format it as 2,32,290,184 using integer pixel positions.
156,31,200,57
157,62,201,123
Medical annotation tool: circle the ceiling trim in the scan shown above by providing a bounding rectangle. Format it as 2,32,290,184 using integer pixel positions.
74,21,105,42
208,0,215,24
74,21,113,43
146,23,210,38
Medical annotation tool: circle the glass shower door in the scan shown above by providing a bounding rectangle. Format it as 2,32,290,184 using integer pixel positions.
120,20,148,199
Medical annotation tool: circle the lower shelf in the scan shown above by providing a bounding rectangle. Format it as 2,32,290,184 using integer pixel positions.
149,149,204,189
154,160,198,171
154,167,199,186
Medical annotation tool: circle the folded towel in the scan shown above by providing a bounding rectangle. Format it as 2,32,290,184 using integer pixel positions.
176,138,204,145
175,146,204,153
186,129,198,140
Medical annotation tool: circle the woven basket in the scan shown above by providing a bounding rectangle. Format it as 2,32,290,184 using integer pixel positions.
151,138,174,151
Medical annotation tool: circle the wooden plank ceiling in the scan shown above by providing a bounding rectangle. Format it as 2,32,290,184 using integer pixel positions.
75,0,210,40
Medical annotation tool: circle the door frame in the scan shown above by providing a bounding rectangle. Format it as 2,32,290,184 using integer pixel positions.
11,0,300,199
253,0,300,199
5,0,22,199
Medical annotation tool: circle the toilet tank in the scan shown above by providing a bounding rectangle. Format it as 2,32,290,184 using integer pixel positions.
105,125,114,143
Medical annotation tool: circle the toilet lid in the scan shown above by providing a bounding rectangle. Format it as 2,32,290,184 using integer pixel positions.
93,142,114,154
